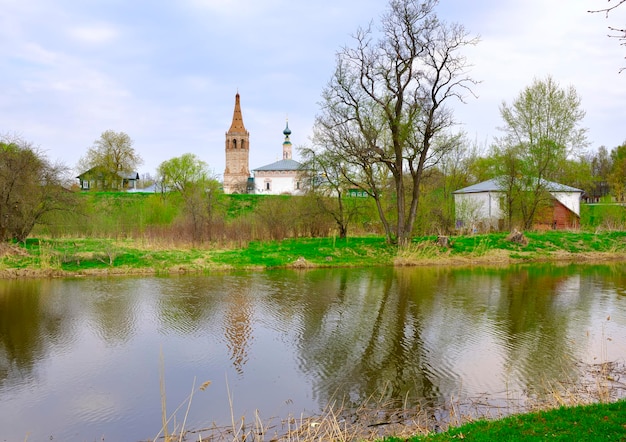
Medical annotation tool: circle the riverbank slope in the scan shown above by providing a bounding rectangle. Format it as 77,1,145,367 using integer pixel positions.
0,230,625,278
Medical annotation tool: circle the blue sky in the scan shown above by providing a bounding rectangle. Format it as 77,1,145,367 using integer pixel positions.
2,0,625,181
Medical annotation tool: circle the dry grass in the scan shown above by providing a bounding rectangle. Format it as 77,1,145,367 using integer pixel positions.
394,243,514,268
150,356,626,442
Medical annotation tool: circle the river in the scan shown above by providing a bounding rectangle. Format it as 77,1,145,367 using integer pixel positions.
1,264,626,441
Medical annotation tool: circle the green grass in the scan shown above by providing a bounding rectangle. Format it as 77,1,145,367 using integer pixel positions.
209,236,395,268
444,231,626,255
3,231,626,276
581,201,626,229
223,193,266,219
383,400,626,441
2,236,396,274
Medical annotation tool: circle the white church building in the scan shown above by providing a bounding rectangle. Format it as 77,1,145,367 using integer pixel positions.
223,93,304,195
252,122,304,195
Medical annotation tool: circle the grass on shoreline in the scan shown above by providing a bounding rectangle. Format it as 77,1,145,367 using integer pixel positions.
1,230,625,278
384,399,626,441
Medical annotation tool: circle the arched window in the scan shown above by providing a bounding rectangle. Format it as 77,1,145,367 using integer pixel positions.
241,139,245,149
233,139,237,149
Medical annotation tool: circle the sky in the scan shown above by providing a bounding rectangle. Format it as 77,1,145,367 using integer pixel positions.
2,0,625,182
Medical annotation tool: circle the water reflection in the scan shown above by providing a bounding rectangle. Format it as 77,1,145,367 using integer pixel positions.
0,279,72,389
0,264,625,441
223,278,254,376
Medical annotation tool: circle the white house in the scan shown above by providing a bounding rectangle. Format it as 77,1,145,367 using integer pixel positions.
453,178,583,231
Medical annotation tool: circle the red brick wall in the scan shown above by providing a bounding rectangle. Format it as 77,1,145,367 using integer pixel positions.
534,199,579,230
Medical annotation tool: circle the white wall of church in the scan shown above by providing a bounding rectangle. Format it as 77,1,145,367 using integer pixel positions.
254,173,303,195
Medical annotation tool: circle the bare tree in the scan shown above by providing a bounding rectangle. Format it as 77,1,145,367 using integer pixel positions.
0,135,75,242
313,0,478,246
589,0,626,71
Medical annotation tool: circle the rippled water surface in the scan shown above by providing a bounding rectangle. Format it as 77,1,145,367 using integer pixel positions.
1,264,626,441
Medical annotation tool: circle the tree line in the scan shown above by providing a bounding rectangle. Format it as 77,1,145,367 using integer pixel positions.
2,0,625,245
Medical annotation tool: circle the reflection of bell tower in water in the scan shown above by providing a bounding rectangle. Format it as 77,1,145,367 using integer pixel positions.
223,285,254,376
223,92,250,194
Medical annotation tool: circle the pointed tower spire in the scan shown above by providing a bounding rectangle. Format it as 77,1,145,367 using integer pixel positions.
224,92,250,194
228,92,247,132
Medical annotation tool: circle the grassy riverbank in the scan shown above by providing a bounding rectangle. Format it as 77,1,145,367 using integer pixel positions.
1,230,625,278
383,400,626,441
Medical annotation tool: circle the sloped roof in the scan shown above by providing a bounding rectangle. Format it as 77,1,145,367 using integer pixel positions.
76,166,139,180
453,177,583,194
253,158,302,172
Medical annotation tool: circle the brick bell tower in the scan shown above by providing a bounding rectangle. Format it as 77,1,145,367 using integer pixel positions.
223,92,250,194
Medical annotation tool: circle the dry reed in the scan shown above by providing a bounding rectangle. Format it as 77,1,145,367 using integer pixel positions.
153,356,626,442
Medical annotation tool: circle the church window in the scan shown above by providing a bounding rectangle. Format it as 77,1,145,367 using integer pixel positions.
266,182,271,191
233,139,237,149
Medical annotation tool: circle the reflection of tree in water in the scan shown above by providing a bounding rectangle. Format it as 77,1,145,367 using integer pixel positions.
223,282,254,376
88,279,141,345
494,265,596,398
0,280,70,388
266,265,617,421
156,277,219,335
271,267,447,412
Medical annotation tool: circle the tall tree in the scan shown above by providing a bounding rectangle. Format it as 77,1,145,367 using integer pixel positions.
609,142,626,202
313,0,478,246
0,135,75,242
157,153,222,242
78,130,142,190
496,76,588,229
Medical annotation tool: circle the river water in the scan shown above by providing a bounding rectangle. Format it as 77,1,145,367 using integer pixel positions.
1,264,626,441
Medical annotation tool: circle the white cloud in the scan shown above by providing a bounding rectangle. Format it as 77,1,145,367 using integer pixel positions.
0,0,624,178
68,23,120,45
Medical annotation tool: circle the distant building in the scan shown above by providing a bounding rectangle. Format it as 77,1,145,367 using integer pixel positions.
222,92,303,195
251,122,303,195
453,177,583,231
76,166,139,191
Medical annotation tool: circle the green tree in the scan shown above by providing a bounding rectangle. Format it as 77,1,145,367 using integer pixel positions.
0,135,75,242
157,153,211,194
496,76,588,229
313,0,478,246
78,130,142,190
588,146,613,200
299,146,366,239
609,142,626,201
424,134,477,233
157,153,222,242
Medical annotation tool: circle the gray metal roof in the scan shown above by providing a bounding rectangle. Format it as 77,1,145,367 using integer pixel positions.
453,177,583,194
253,158,302,172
